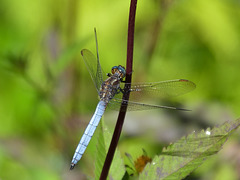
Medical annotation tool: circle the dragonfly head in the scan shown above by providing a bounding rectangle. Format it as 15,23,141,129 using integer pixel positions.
112,65,126,78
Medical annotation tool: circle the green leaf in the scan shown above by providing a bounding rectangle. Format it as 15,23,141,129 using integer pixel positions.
140,119,240,180
94,119,125,180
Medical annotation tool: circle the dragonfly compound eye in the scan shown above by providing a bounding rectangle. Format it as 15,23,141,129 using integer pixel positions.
118,65,126,78
111,66,118,74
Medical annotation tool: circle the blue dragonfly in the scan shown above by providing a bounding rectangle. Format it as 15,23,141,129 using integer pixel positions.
70,48,196,170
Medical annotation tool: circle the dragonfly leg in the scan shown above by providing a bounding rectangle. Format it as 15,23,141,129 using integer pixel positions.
107,73,112,77
116,85,132,94
116,87,126,94
120,79,126,83
116,88,122,94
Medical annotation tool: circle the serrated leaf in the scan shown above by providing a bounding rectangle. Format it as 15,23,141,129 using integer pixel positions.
94,119,125,180
140,119,240,180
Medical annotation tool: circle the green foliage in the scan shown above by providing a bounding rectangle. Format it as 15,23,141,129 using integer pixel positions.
94,120,125,180
139,119,240,179
95,119,240,179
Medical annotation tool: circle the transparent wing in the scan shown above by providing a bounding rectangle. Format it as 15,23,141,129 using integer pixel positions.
108,98,190,111
108,79,196,111
115,79,196,101
81,49,104,92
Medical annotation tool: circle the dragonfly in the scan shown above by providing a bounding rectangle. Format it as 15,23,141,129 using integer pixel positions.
70,35,196,170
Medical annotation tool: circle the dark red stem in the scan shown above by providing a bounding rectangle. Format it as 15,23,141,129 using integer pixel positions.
99,0,137,179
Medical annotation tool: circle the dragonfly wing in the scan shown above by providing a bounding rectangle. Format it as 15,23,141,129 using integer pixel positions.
108,79,195,111
81,49,104,92
118,79,196,101
108,98,190,111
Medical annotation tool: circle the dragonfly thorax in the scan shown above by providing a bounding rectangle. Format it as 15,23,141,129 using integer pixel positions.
99,73,122,103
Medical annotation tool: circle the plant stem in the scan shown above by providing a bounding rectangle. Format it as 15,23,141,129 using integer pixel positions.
99,0,137,179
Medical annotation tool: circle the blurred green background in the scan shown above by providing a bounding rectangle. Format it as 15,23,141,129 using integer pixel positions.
1,0,240,179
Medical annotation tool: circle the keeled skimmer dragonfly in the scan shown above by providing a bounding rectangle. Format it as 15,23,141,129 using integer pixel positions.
70,49,196,170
